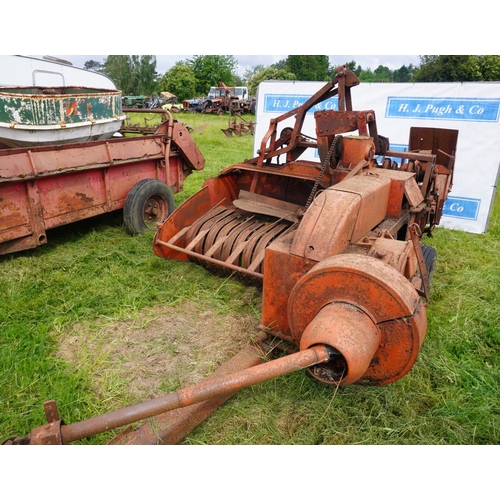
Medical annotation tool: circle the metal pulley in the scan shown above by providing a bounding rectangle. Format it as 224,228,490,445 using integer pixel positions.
288,253,427,386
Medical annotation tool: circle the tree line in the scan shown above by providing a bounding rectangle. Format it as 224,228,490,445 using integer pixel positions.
84,55,500,102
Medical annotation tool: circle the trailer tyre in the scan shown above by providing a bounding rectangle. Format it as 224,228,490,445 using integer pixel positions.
123,179,174,235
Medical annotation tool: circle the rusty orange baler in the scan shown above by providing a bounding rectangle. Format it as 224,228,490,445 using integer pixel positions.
5,66,459,445
154,65,458,387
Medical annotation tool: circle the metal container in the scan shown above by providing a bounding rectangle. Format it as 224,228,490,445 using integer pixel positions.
0,86,126,148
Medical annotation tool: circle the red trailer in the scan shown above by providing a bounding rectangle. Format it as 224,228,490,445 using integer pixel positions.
0,110,204,255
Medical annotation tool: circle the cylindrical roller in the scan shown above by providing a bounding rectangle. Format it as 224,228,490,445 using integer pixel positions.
299,302,380,385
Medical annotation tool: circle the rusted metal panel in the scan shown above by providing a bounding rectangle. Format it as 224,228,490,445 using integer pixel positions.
0,182,31,237
0,110,204,255
0,136,164,182
289,171,392,262
290,189,360,260
260,238,315,342
0,86,122,125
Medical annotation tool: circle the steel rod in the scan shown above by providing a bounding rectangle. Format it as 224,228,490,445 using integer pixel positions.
60,344,331,444
155,239,264,280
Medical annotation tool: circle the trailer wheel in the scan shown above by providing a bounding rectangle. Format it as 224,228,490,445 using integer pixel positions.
123,179,174,235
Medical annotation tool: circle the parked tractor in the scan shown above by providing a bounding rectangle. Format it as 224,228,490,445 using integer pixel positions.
183,83,256,115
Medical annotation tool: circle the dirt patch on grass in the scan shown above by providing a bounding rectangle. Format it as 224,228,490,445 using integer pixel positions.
58,300,262,403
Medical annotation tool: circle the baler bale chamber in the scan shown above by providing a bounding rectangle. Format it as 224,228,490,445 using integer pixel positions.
5,66,458,445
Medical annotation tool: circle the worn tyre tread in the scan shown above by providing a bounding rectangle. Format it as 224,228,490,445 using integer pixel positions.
123,179,174,236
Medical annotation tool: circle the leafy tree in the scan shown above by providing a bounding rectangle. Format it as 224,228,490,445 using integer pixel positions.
286,55,330,81
478,55,500,81
344,60,361,76
158,63,196,102
273,59,288,70
131,55,159,95
187,55,238,96
84,59,104,72
357,67,375,82
353,64,363,77
413,55,482,82
356,65,393,82
393,64,416,82
103,55,135,94
247,66,296,96
242,64,265,84
373,65,393,82
102,55,158,95
232,74,245,86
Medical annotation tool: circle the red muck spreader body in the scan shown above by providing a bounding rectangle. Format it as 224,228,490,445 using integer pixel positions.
4,67,458,445
0,106,204,255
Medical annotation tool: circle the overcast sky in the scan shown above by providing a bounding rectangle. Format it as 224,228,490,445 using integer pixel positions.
12,3,482,80
31,54,422,77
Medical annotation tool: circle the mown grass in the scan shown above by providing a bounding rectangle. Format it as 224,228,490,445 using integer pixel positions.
1,112,499,445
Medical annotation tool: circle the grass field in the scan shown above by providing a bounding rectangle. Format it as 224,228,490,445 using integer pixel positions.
0,112,499,446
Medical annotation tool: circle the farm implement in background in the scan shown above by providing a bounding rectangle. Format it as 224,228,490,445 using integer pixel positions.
221,114,255,137
0,106,204,255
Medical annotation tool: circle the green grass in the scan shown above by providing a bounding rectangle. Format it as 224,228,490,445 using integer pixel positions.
1,112,499,445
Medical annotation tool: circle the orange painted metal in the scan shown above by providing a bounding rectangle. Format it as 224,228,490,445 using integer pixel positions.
287,253,426,385
151,68,456,392
299,302,380,385
152,69,456,393
290,169,392,261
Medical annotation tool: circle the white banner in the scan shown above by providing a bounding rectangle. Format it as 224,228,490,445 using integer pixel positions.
254,80,500,234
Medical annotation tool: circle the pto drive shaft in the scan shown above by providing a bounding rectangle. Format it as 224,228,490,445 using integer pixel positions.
7,344,334,445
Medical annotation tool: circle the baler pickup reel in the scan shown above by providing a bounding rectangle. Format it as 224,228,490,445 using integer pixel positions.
5,66,458,445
